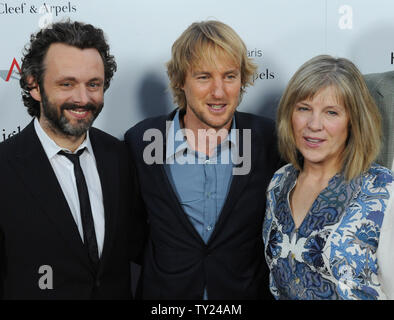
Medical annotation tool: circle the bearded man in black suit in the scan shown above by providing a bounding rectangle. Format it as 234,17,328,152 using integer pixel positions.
0,21,144,299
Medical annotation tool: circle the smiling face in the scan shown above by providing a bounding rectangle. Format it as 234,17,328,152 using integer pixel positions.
291,85,350,171
31,43,105,139
182,52,242,131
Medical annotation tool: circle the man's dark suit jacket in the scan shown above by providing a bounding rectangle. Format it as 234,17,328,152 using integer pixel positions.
124,110,281,300
0,121,145,299
364,71,394,169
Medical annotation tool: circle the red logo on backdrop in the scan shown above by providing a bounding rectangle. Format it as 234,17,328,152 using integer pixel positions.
1,57,22,142
0,58,21,82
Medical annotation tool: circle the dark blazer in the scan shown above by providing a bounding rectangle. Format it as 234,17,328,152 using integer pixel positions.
364,71,394,169
0,121,145,299
124,110,281,300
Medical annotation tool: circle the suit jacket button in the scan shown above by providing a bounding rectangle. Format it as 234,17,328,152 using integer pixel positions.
95,280,101,287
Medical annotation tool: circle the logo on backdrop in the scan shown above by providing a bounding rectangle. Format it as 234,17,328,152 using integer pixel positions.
0,58,21,82
2,126,21,142
248,48,275,82
1,58,22,142
1,2,78,28
0,2,77,16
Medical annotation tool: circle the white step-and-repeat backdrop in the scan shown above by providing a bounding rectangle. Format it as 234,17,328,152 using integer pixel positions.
1,0,393,141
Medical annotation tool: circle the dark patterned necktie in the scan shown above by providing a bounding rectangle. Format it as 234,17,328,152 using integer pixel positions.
58,148,100,270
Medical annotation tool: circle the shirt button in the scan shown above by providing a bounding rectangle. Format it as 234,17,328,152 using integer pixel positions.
207,225,212,231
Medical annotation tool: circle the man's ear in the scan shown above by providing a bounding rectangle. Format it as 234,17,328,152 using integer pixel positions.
27,76,42,102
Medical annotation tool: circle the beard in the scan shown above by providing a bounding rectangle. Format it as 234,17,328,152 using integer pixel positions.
41,91,103,138
188,105,233,130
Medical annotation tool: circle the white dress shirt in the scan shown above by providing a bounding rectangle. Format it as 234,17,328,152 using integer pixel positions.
34,118,105,257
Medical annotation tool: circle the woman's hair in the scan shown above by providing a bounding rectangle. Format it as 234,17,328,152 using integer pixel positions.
277,54,381,180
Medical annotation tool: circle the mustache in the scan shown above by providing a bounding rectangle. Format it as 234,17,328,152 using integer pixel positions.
60,103,100,112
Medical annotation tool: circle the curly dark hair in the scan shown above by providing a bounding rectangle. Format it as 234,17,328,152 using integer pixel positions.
20,20,117,117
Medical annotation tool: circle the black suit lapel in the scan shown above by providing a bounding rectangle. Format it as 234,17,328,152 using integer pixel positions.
376,89,394,167
89,129,120,274
155,110,206,244
208,112,261,244
8,121,94,271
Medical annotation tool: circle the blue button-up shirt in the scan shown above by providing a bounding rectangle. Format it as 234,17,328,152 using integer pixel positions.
165,110,236,244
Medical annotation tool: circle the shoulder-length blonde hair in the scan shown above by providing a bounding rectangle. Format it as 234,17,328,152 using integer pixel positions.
277,55,381,181
166,20,257,110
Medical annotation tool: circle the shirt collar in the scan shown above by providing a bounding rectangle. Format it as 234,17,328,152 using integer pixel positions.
165,109,237,161
34,117,93,159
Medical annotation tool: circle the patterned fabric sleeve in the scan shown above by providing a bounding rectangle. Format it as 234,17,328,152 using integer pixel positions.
263,164,292,300
329,166,393,300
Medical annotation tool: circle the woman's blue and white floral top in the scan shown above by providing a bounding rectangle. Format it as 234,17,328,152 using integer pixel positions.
263,163,394,300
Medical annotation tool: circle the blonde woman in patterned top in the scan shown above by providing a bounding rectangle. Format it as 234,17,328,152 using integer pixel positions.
263,55,394,300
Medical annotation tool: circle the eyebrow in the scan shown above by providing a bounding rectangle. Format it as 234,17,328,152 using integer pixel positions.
87,77,104,83
55,77,77,83
56,77,104,83
192,69,240,76
192,71,209,76
224,69,240,75
296,101,344,109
